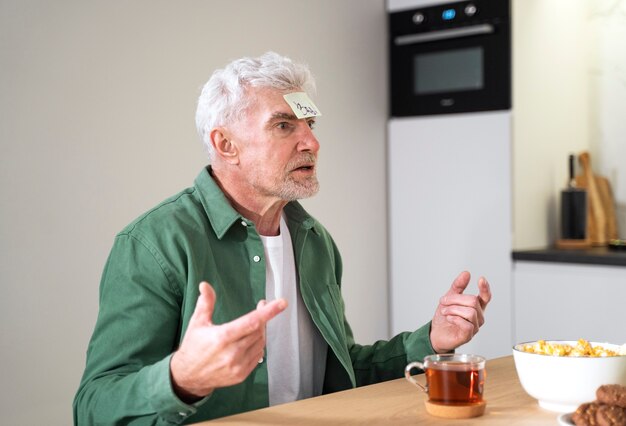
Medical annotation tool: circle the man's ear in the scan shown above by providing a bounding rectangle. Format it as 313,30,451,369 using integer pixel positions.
210,127,239,165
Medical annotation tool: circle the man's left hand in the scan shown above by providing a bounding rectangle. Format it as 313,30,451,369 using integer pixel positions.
429,271,492,354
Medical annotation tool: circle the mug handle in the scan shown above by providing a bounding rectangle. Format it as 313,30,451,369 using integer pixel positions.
404,361,427,392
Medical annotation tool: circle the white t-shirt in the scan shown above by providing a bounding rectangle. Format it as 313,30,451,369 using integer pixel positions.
260,214,328,406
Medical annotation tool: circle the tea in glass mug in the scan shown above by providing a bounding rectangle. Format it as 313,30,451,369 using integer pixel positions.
405,354,487,418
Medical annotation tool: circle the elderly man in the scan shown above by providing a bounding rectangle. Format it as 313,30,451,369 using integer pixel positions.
73,52,491,425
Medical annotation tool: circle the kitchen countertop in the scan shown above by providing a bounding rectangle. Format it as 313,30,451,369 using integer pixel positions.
512,246,626,267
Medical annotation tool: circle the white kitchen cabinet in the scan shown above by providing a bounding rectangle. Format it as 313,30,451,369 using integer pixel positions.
513,260,626,345
388,112,512,360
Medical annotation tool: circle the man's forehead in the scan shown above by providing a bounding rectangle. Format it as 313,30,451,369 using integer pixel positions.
247,86,293,112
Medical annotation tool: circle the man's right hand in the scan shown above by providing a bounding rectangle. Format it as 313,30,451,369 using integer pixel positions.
170,281,287,402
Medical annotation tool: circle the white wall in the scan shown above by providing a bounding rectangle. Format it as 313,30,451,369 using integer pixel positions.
0,1,389,424
512,0,626,248
511,0,592,249
589,0,626,238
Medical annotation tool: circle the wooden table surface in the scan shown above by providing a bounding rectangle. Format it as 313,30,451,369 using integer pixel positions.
195,356,563,425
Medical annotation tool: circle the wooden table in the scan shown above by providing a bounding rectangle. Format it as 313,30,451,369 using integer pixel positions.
195,356,562,425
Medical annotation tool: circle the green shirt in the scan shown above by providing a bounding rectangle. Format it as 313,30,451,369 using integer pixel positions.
73,167,435,425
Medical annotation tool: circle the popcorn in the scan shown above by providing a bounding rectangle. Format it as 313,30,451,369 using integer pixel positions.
520,339,622,357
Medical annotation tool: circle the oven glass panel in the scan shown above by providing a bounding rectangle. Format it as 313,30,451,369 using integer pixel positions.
413,47,484,95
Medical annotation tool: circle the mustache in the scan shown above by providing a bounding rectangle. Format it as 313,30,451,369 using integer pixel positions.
287,153,317,171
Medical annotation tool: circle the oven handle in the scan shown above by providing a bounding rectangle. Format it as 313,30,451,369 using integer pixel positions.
394,23,494,46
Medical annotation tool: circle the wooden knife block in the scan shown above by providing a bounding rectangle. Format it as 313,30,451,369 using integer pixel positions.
556,152,618,249
574,167,618,246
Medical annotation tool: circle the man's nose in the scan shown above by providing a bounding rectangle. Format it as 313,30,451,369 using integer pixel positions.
297,122,320,153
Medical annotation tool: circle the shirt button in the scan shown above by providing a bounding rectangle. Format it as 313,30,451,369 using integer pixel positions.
241,220,247,227
253,255,261,262
258,357,264,364
178,412,186,417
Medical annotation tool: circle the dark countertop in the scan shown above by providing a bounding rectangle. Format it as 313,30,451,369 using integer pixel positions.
512,246,626,267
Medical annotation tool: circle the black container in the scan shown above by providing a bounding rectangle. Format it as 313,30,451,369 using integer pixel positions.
561,189,587,240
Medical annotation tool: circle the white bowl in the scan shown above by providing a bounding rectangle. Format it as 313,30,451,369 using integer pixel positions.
512,340,626,413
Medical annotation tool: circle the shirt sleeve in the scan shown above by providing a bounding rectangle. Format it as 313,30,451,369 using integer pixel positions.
345,315,435,387
73,232,209,425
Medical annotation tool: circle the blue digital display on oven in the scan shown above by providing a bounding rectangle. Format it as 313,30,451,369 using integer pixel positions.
442,9,456,20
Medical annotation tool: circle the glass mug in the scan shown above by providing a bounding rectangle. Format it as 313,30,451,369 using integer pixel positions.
404,354,486,405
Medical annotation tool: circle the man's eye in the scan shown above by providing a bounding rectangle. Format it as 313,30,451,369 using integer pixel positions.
307,120,316,130
277,122,291,130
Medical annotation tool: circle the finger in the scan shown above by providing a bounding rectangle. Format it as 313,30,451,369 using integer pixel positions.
441,294,484,321
214,326,264,368
440,293,481,308
222,298,288,341
242,331,266,362
256,300,267,339
445,271,471,296
231,332,267,381
440,298,484,327
240,342,267,381
250,299,286,329
441,305,482,329
446,315,478,339
189,281,216,328
254,298,287,323
233,326,265,351
223,338,265,384
478,277,492,309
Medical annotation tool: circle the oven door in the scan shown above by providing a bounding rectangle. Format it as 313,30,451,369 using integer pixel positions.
390,15,510,117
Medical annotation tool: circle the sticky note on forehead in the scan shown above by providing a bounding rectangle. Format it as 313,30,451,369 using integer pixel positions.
283,92,322,119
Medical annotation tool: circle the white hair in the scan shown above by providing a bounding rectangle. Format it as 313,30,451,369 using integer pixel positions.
195,51,316,162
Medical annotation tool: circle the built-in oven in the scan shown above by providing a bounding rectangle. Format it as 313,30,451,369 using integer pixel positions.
389,0,510,117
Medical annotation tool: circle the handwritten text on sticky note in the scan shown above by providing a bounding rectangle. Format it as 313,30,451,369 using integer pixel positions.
283,92,322,119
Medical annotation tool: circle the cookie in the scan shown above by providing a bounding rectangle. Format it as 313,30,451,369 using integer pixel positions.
597,385,626,409
573,402,601,426
596,404,626,426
